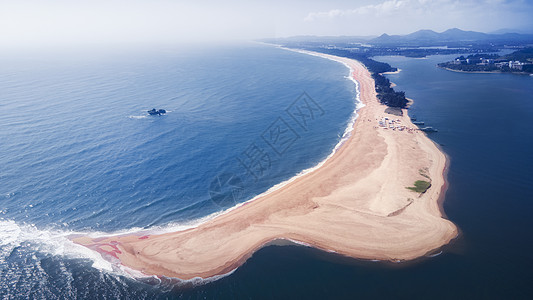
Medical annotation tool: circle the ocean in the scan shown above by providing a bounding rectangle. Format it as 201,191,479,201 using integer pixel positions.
0,43,357,297
1,45,532,299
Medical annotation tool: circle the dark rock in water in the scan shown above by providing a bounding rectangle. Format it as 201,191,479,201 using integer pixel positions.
148,108,166,116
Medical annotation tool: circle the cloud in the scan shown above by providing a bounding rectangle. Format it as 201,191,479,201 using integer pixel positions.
305,0,411,21
303,0,527,22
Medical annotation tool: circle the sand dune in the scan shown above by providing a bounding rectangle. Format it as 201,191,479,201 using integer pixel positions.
73,52,458,280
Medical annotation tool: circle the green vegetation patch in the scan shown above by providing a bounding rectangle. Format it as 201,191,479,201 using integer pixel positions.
406,180,431,193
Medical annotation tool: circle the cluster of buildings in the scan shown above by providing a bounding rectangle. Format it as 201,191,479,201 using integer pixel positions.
376,117,437,133
453,58,495,65
453,57,532,71
502,60,531,70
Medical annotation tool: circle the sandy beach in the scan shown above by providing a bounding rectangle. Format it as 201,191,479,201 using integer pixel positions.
73,52,458,280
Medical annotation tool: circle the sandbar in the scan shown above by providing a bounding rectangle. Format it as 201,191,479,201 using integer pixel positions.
73,51,458,280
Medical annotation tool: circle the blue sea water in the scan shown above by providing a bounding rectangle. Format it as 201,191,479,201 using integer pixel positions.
0,44,357,297
1,46,532,299
0,44,356,231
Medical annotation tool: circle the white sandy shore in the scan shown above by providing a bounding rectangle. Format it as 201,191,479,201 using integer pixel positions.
73,51,458,280
381,68,402,75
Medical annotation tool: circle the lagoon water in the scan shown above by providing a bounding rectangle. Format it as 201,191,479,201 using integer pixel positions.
1,46,532,298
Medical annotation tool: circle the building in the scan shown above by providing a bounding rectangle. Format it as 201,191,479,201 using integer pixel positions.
509,61,524,70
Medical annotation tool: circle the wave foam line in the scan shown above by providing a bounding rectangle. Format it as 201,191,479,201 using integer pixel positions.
0,220,114,273
0,219,238,284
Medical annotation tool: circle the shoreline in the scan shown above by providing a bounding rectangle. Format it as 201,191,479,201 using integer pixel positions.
438,65,502,74
381,68,402,75
437,65,532,75
73,50,458,281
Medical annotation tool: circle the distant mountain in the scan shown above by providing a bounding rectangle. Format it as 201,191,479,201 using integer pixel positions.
370,28,533,45
405,29,442,40
260,35,375,45
439,28,488,40
262,28,533,47
490,28,533,35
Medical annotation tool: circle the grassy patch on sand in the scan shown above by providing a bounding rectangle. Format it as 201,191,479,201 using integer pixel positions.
406,180,431,193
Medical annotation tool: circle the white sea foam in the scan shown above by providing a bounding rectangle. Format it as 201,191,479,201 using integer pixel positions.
0,217,239,284
168,267,238,286
128,109,171,120
128,115,147,119
426,251,443,258
285,238,312,247
0,207,232,279
0,220,114,272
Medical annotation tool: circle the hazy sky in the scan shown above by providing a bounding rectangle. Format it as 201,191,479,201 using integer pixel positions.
1,0,532,48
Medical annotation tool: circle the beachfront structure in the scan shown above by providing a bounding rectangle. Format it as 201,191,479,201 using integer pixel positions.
508,61,526,70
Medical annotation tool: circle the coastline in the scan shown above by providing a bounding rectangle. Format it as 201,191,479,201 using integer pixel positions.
437,65,502,74
381,68,402,75
73,51,458,281
439,65,532,75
